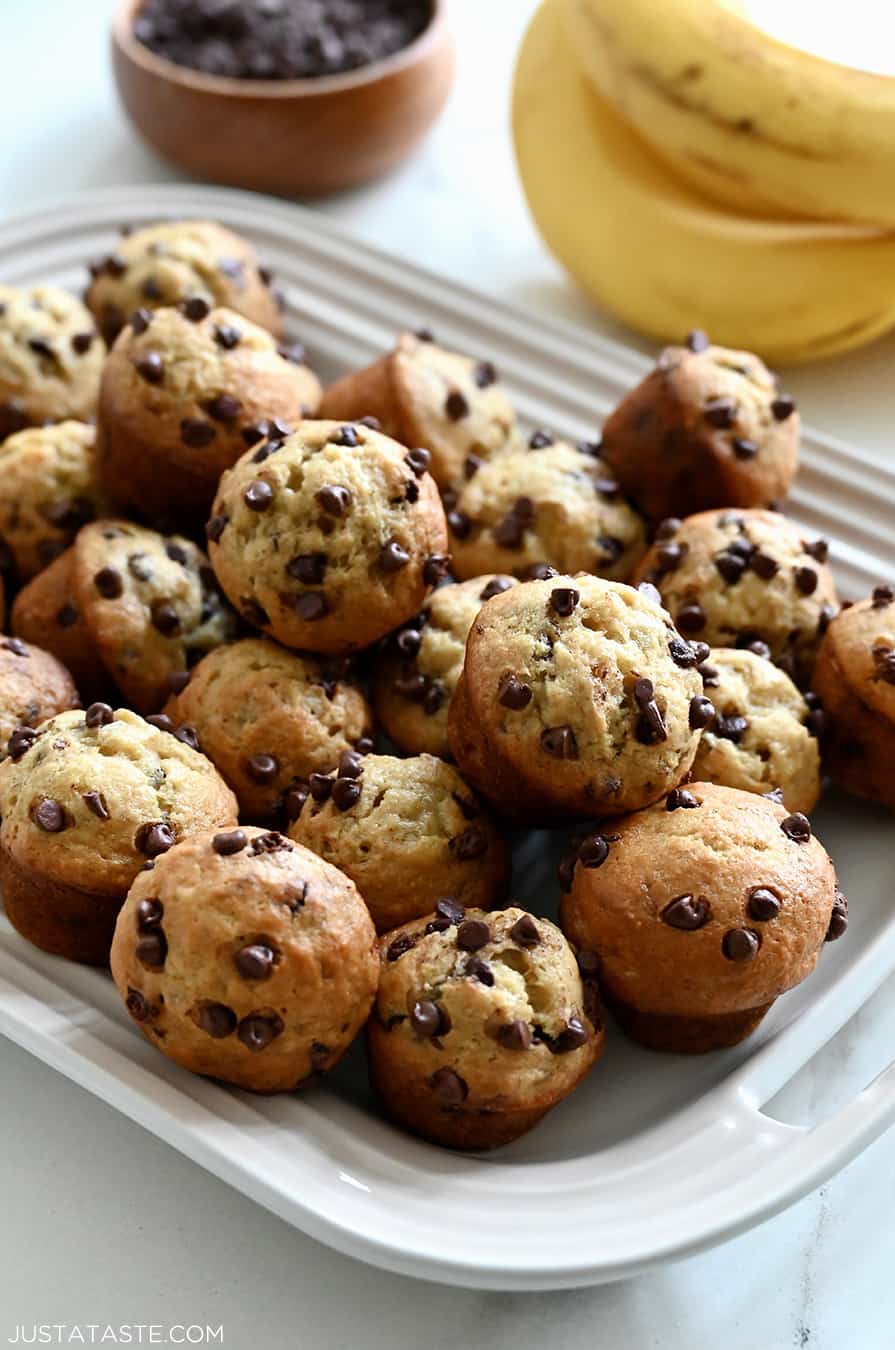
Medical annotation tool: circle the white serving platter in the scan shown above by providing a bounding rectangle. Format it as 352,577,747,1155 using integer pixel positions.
0,183,894,1291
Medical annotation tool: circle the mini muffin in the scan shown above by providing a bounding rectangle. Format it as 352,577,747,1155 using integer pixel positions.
12,520,238,713
0,706,238,964
369,905,603,1149
448,574,705,822
111,827,378,1093
289,753,508,933
319,331,517,489
167,638,374,822
97,304,321,527
373,575,518,758
633,510,838,687
691,648,821,813
207,420,449,654
0,637,80,758
813,585,895,810
445,433,646,582
600,336,800,521
560,783,844,1053
0,421,105,581
11,549,110,703
0,284,104,439
84,220,284,345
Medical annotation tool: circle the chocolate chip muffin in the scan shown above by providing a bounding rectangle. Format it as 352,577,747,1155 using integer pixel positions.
0,284,104,439
600,336,800,522
813,586,895,810
97,303,321,527
84,220,284,346
448,574,705,822
0,421,105,581
373,574,518,759
368,905,603,1149
207,419,449,655
691,648,821,814
560,782,844,1053
319,332,517,489
446,434,646,582
11,549,110,704
633,510,838,687
289,753,509,933
0,706,238,964
0,637,80,759
167,637,374,822
111,827,378,1093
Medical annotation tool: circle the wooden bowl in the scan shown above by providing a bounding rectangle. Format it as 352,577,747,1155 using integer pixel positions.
111,0,455,198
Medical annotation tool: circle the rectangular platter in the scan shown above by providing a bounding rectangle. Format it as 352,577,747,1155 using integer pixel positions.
0,183,894,1290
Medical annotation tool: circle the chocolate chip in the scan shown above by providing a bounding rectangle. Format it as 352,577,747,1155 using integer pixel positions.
656,541,685,574
662,895,710,930
457,918,490,950
454,827,487,861
781,813,811,843
529,428,554,449
131,309,152,335
237,1013,284,1052
715,713,749,742
405,447,430,477
732,437,758,459
379,539,410,572
436,898,466,925
32,798,65,832
633,676,667,744
667,787,699,810
93,567,123,599
180,418,216,448
243,479,273,512
85,702,114,728
245,753,279,785
688,694,715,731
555,1018,589,1053
496,1020,532,1051
198,1003,237,1038
826,890,848,942
309,772,334,803
331,777,362,811
71,330,95,355
182,296,210,322
7,726,37,760
669,637,698,668
716,551,748,585
82,790,110,820
410,1000,449,1038
136,932,168,969
294,592,328,621
174,723,200,751
771,394,796,421
316,484,352,517
578,834,609,868
704,397,737,429
137,898,163,931
1,637,26,659
337,749,364,780
205,393,242,423
676,604,706,635
803,538,829,563
205,514,228,543
147,713,174,733
135,822,175,856
277,341,306,365
655,517,681,540
748,887,781,921
872,585,894,608
125,988,149,1021
685,329,710,352
445,390,469,421
430,1067,467,1103
235,942,276,980
150,600,180,635
794,566,818,596
423,554,450,586
465,958,494,986
722,928,761,961
446,509,470,539
522,562,558,582
473,360,497,388
464,453,483,479
541,725,578,759
135,350,164,384
510,914,540,948
550,586,579,617
213,829,247,856
214,322,241,349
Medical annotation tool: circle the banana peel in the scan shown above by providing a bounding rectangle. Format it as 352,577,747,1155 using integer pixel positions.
512,0,895,364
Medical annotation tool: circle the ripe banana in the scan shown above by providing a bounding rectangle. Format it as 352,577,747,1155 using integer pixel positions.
557,0,895,228
512,0,895,364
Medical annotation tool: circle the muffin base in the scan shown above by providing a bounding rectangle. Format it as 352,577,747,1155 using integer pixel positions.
11,549,112,705
813,647,895,811
607,992,775,1054
319,353,406,445
0,842,123,965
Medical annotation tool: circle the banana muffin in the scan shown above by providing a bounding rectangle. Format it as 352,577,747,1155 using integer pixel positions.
691,647,821,813
600,336,800,522
0,706,237,963
0,638,80,759
560,782,844,1053
448,574,706,821
97,303,321,526
319,331,517,489
167,637,374,822
446,434,646,581
369,905,603,1149
373,574,518,759
813,586,895,810
633,510,838,686
111,827,378,1093
207,419,449,654
84,219,284,345
0,284,104,439
0,421,105,581
11,549,111,704
289,753,509,933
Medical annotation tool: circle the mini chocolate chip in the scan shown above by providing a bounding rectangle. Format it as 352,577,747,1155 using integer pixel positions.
94,567,123,599
405,447,431,477
662,895,710,930
496,1020,532,1051
771,394,796,421
669,637,697,668
781,812,811,843
131,309,152,335
464,453,483,479
182,296,210,322
1,637,26,657
541,725,578,759
457,918,490,950
235,943,276,980
137,898,163,931
510,914,540,948
480,577,513,602
578,834,610,868
214,322,241,349
436,897,466,925
803,538,829,562
716,551,747,585
633,676,667,744
523,562,558,582
380,539,410,571
246,754,279,784
872,585,894,608
85,702,114,728
337,749,364,780
715,713,749,742
655,517,682,540
240,598,269,628
496,673,532,712
676,604,706,635
309,772,333,803
135,351,164,384
33,798,65,832
8,726,37,760
826,890,848,942
686,329,710,352
430,1067,467,1103
423,554,450,586
723,928,761,961
356,415,380,430
166,670,191,696
70,330,95,355
667,788,699,810
656,541,685,573
445,390,469,421
732,437,758,459
316,484,352,517
794,566,818,595
82,790,109,820
141,276,162,299
277,342,306,365
704,397,737,428
135,822,175,856
206,393,242,422
748,887,781,921
410,1000,450,1038
447,510,470,538
395,626,422,658
198,1003,237,1038
244,479,274,512
286,549,328,586
555,1018,590,1053
331,777,362,811
237,1013,284,1052
689,694,715,730
415,326,434,341
294,592,329,621
529,428,554,449
136,932,168,970
465,958,494,985
150,600,180,635
174,724,200,751
125,988,149,1021
550,586,579,617
473,360,497,388
205,514,228,543
180,418,216,448
213,829,247,855
454,827,487,861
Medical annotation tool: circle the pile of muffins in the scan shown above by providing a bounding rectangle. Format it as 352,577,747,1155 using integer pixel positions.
0,218,882,1151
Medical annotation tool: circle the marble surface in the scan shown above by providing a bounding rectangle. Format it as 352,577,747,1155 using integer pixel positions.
1,1,894,1346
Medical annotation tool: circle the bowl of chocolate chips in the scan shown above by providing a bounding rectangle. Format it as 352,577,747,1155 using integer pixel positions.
112,0,455,196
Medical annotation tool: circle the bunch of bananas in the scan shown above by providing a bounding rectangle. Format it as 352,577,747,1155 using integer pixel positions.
512,0,895,363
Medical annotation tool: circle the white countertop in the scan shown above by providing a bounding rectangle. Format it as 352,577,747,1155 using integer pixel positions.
1,2,894,1346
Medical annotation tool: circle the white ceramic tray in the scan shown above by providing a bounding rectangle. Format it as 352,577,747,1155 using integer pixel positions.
1,183,894,1291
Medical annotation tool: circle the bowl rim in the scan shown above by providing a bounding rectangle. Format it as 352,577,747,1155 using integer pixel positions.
112,0,450,98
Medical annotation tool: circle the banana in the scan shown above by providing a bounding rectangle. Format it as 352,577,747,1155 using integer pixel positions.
558,0,895,228
512,0,895,364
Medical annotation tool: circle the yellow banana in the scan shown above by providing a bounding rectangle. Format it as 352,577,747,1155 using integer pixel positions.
512,0,895,364
558,0,895,228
